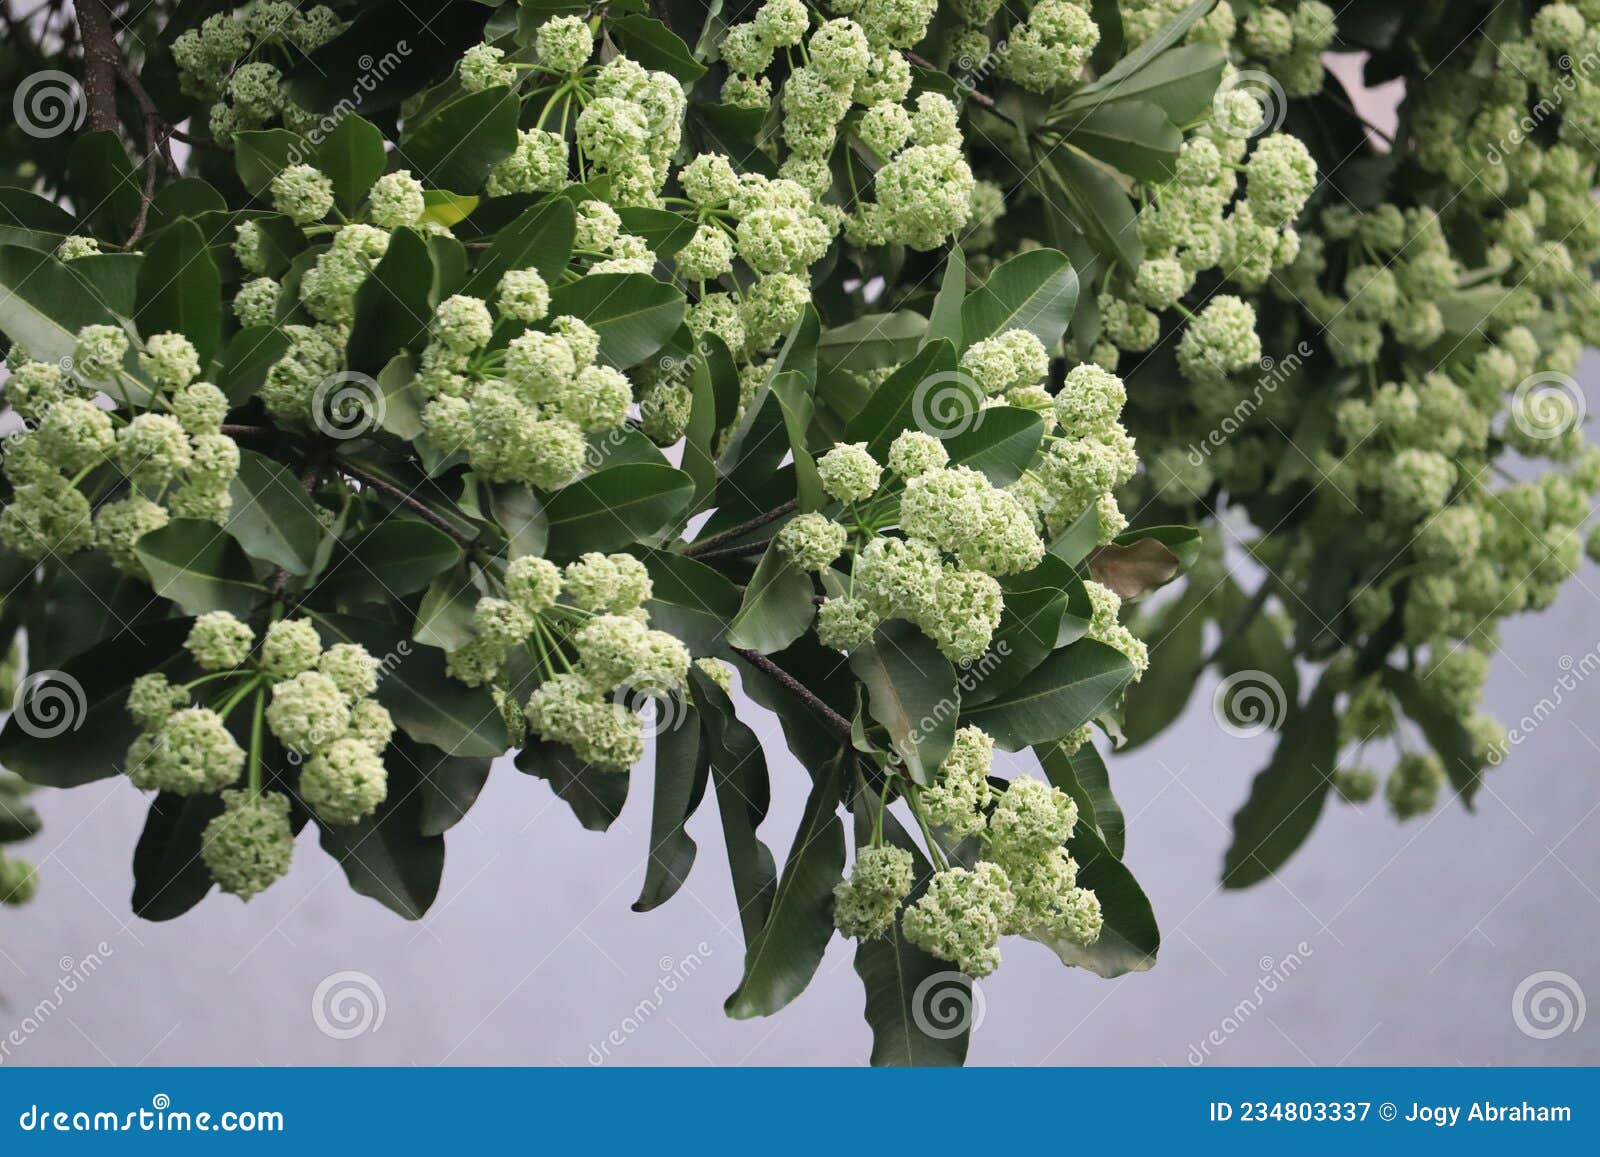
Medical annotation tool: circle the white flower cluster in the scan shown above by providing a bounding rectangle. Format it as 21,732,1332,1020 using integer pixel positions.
1,330,240,564
834,728,1101,977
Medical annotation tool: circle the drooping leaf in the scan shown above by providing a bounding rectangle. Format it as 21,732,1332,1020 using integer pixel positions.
633,702,710,911
546,273,687,368
1024,813,1158,978
224,449,326,576
463,196,576,296
542,463,695,561
320,753,445,919
132,791,224,921
134,218,223,367
347,226,434,373
724,541,817,655
0,244,119,365
315,113,388,214
692,668,777,944
516,741,630,831
1222,679,1338,889
1038,738,1126,859
850,620,958,786
320,518,466,604
962,641,1135,751
399,85,520,193
135,520,261,618
960,248,1079,351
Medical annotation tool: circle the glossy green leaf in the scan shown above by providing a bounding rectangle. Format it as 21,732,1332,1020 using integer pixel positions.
320,753,445,919
1025,813,1158,977
1046,151,1142,272
961,248,1079,351
633,702,709,911
463,196,576,296
133,791,224,921
963,640,1135,751
542,463,695,561
347,226,433,373
1064,100,1183,182
725,752,845,1018
850,620,958,785
819,311,928,374
516,741,631,831
135,520,260,618
546,273,686,368
224,449,325,576
315,114,387,214
0,244,119,364
842,339,964,460
693,668,777,944
642,550,742,656
1222,679,1338,889
925,247,966,349
399,85,520,193
1038,739,1126,858
67,131,140,236
724,541,817,655
133,218,223,368
944,407,1045,487
233,129,310,196
611,14,708,81
321,518,466,604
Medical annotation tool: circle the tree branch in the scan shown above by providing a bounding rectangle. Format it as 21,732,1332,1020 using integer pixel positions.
684,499,797,557
74,0,120,134
335,459,481,549
731,647,852,740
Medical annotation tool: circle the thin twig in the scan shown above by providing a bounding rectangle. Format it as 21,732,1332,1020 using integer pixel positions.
336,459,481,548
684,498,797,557
904,50,1020,128
689,539,770,564
731,647,853,740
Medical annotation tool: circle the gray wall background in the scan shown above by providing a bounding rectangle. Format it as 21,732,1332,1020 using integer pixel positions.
3,59,1598,1070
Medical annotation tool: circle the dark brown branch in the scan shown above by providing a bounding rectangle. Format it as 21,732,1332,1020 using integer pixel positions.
684,499,797,558
689,539,770,564
336,459,480,549
731,647,852,740
74,0,119,134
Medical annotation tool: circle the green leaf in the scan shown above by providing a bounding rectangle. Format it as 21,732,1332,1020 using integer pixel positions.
224,449,325,576
347,226,433,373
1384,668,1486,805
616,206,699,256
1065,41,1226,125
67,131,140,236
642,550,742,656
960,248,1079,351
850,620,958,786
400,85,520,192
133,218,223,369
414,567,480,652
1025,813,1158,977
965,554,1076,707
315,114,387,214
1072,0,1219,103
320,752,445,919
633,702,710,911
133,791,224,921
0,187,75,250
404,733,494,837
1045,151,1143,272
233,129,310,197
725,752,845,1018
853,807,970,1067
1063,100,1183,183
0,244,119,364
818,311,928,374
490,483,548,559
215,326,290,405
842,339,966,460
724,541,817,655
420,190,479,228
0,619,191,788
944,407,1044,487
311,613,509,758
135,520,260,618
516,741,631,831
610,14,708,81
546,273,686,368
65,252,142,316
375,352,425,440
1222,679,1338,889
924,247,966,349
692,669,777,944
320,519,466,604
542,462,695,561
1038,739,1126,858
463,196,575,297
962,641,1135,751
1120,587,1207,749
